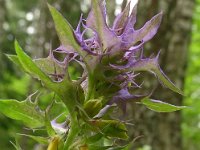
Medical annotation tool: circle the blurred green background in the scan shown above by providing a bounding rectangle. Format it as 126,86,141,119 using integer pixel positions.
0,0,199,149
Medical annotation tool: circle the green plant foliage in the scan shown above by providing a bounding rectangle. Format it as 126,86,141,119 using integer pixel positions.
0,99,45,128
14,40,55,89
89,119,128,140
141,98,186,112
182,0,200,149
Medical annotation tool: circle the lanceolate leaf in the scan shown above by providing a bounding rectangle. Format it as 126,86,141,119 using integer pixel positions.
48,4,86,59
14,40,55,90
0,99,45,128
141,98,186,112
112,2,130,35
130,57,183,95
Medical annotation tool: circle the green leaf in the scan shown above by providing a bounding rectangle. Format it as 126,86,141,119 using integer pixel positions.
86,133,103,144
14,40,55,90
141,98,186,112
34,57,65,75
48,4,86,58
17,134,48,144
45,113,56,137
89,119,128,140
6,54,24,69
84,99,102,117
0,99,45,128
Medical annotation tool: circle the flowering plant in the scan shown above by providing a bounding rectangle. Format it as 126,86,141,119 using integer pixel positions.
0,0,185,149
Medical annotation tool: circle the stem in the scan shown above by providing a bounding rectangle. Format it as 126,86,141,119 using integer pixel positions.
86,73,95,101
64,112,80,150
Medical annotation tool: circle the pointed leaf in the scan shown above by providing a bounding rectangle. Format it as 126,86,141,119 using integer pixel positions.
48,4,86,58
87,0,119,50
0,99,45,128
113,2,130,35
130,57,183,95
141,98,186,112
6,54,23,68
14,40,55,90
124,12,162,48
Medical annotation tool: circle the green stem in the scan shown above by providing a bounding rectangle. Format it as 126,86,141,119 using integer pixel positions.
86,73,95,101
64,112,80,150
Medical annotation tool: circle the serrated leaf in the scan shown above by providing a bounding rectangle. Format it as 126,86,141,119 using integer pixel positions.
14,40,56,90
0,99,45,128
131,57,183,95
34,57,65,75
141,98,186,112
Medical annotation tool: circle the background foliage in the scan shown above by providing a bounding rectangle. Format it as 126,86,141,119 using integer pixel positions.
182,0,200,149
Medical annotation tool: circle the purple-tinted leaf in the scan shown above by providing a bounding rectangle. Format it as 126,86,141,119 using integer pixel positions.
110,54,183,95
112,2,130,35
109,88,147,113
141,98,186,112
123,12,163,48
86,0,119,50
130,57,183,95
129,2,138,26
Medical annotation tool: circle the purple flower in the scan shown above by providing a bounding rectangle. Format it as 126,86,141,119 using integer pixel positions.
47,0,182,113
